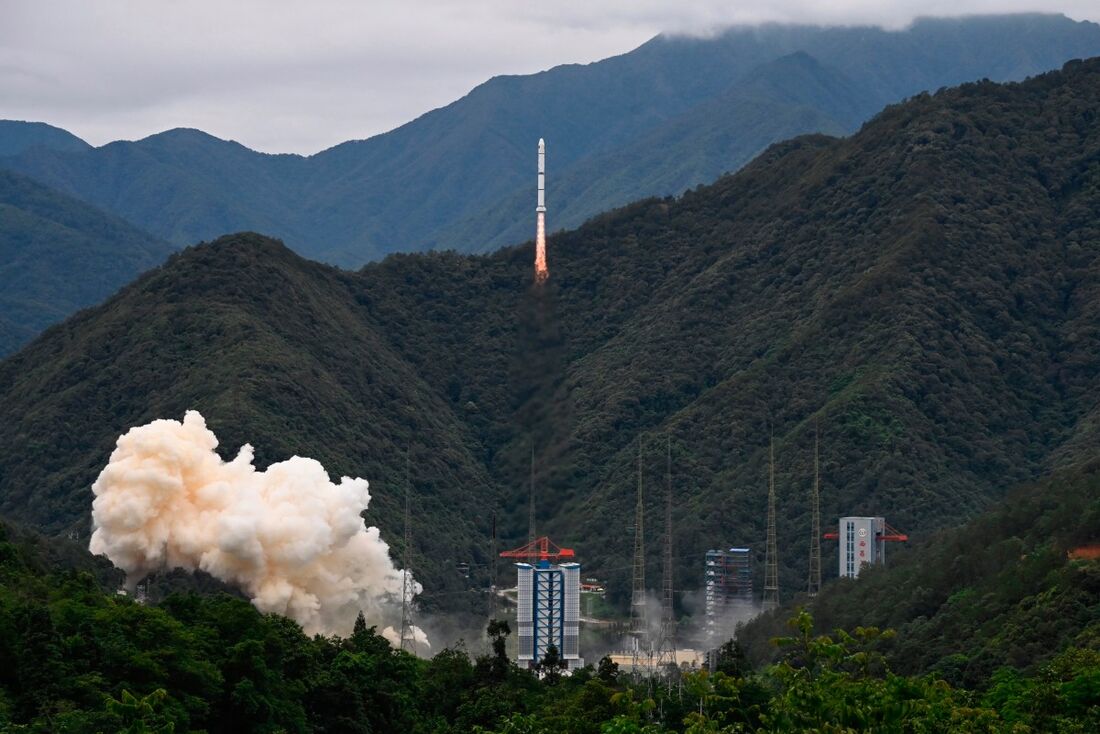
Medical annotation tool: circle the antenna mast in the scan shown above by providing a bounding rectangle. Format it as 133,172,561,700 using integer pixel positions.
808,420,822,597
400,448,415,651
656,433,676,670
763,427,780,610
630,437,649,659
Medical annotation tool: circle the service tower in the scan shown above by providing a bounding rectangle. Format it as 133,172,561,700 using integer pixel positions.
535,138,549,283
501,536,583,673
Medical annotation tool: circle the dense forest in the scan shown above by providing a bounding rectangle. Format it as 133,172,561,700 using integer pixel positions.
1,516,1097,732
1,58,1100,615
739,461,1100,682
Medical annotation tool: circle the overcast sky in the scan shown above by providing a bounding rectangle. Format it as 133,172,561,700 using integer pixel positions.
2,1,1098,154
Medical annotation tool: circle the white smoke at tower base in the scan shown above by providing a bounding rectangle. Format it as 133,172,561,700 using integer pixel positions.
89,410,427,645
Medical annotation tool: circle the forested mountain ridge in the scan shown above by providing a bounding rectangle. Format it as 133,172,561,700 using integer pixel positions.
2,14,1098,268
0,168,175,355
738,460,1100,689
1,58,1099,614
0,120,89,157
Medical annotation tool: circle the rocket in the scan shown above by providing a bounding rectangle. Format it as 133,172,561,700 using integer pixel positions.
534,138,549,283
537,138,546,213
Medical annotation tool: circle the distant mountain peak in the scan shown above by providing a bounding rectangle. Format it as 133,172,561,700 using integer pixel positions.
0,120,89,157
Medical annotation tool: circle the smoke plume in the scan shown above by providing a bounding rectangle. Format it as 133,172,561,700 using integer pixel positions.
89,411,426,643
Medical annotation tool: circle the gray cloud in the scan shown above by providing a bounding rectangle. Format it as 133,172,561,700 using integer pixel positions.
1,0,1097,153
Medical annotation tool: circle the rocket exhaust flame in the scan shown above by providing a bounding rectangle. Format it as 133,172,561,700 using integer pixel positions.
535,212,548,283
88,410,428,646
535,138,549,283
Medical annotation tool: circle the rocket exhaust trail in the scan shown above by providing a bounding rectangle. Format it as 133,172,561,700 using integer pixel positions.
535,138,548,283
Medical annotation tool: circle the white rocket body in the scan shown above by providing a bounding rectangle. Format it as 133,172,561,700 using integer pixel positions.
537,138,546,212
534,138,548,282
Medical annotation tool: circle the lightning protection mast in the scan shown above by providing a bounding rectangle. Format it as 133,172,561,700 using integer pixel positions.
629,436,649,673
808,420,822,597
400,448,415,652
655,433,676,672
763,427,780,610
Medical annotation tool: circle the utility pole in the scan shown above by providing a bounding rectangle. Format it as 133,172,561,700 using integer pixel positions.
808,420,822,597
400,448,415,652
763,427,780,610
630,436,648,668
656,433,676,671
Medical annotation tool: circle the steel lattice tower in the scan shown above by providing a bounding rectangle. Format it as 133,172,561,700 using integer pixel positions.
399,449,415,651
655,433,676,670
528,445,537,564
629,437,649,653
489,510,498,623
808,421,822,597
763,430,780,610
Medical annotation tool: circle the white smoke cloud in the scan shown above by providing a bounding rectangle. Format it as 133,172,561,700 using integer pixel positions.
89,410,427,645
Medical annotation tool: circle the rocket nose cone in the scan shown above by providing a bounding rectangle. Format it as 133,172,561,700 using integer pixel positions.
538,138,545,149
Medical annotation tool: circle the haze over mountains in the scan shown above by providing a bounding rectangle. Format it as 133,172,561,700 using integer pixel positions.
3,13,1099,271
2,57,1098,610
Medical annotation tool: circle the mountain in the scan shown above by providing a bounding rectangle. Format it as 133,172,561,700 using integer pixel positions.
1,57,1099,613
0,168,175,355
738,461,1100,687
0,120,89,157
3,14,1099,267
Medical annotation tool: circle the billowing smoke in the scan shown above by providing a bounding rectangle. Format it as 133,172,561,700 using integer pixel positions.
89,411,428,645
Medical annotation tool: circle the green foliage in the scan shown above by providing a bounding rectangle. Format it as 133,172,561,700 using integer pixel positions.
1,516,1098,731
739,464,1100,684
104,689,176,734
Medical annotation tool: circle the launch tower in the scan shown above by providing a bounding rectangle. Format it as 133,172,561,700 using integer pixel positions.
501,536,583,672
824,517,908,578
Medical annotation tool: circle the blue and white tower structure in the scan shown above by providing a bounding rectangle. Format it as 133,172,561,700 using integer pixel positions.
503,536,583,672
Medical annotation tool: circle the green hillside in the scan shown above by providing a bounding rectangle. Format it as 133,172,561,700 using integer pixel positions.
0,168,175,356
2,15,1098,268
1,58,1099,619
5,515,1098,732
738,461,1100,688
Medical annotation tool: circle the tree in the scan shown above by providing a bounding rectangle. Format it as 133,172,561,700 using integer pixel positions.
536,645,568,685
597,656,620,684
105,689,176,734
486,618,513,681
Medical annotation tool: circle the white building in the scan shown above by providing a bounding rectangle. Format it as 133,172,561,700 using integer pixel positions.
838,516,886,578
515,560,583,671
